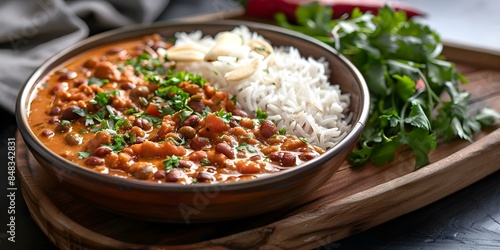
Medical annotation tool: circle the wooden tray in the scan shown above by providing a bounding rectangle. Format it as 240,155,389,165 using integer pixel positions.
15,19,500,250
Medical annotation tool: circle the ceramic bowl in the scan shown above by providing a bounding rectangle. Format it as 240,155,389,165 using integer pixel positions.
16,20,369,223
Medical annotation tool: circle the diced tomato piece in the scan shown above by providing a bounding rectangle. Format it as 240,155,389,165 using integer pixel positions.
145,103,160,116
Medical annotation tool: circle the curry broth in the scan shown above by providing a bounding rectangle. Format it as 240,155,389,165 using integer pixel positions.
28,34,324,184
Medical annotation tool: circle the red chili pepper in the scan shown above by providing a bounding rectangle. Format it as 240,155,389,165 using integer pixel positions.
242,0,425,21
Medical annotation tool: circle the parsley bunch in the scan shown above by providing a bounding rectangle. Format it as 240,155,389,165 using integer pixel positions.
276,3,500,168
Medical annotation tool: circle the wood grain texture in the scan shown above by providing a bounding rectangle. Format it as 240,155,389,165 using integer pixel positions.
15,64,500,249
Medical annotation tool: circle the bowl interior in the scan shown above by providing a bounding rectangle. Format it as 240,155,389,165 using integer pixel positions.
15,20,369,222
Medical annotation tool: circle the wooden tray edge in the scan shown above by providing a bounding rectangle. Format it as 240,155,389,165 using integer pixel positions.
16,127,500,249
16,132,143,250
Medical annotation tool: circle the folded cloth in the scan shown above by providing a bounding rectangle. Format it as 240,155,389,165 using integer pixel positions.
0,0,170,114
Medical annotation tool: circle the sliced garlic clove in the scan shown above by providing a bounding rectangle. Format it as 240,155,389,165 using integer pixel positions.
166,43,209,54
204,32,243,61
224,58,260,82
246,39,274,58
165,50,206,62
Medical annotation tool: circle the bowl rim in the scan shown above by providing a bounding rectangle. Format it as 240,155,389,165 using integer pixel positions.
15,19,370,192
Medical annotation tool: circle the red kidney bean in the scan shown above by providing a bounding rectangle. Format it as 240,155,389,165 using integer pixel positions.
166,168,184,182
237,150,247,158
48,106,61,116
64,132,83,146
178,160,193,169
216,142,235,159
299,152,319,161
260,120,277,138
85,156,104,166
231,109,248,117
130,86,150,100
269,151,284,162
93,146,113,157
73,79,86,87
55,123,71,133
133,117,152,131
82,57,99,69
196,171,214,182
153,169,166,179
60,105,81,121
106,47,124,55
188,99,205,113
133,137,145,144
182,115,200,127
50,83,68,94
249,155,261,161
178,126,196,139
41,129,54,137
120,81,136,90
190,137,209,150
152,40,169,50
48,116,60,124
58,71,77,81
93,61,120,80
281,152,296,166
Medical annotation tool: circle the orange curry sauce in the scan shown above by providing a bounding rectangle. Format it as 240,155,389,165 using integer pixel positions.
28,34,324,184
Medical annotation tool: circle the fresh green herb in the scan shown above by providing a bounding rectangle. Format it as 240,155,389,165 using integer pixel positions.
236,143,256,153
77,151,91,159
60,120,71,126
90,90,120,106
299,137,308,143
230,95,237,104
88,77,109,87
72,107,87,117
104,132,128,152
200,158,210,166
256,108,268,122
126,53,166,77
276,3,500,168
278,128,287,135
136,113,162,126
215,109,232,123
163,156,181,171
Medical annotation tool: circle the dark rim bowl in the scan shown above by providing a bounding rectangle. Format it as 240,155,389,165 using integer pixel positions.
15,20,369,223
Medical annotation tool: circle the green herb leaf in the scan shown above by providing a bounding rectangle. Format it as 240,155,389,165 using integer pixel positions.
88,77,109,87
163,156,180,171
277,3,499,169
77,151,91,159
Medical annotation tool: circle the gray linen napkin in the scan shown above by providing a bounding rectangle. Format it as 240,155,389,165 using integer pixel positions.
0,0,170,114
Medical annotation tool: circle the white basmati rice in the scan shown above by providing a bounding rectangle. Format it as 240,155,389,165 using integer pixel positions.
173,26,351,149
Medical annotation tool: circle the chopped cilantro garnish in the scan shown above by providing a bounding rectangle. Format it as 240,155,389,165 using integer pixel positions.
60,120,71,126
163,156,180,171
88,77,109,87
278,128,287,135
72,107,87,117
236,143,256,153
90,90,120,107
200,158,210,166
256,108,268,122
77,151,91,159
215,109,232,123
